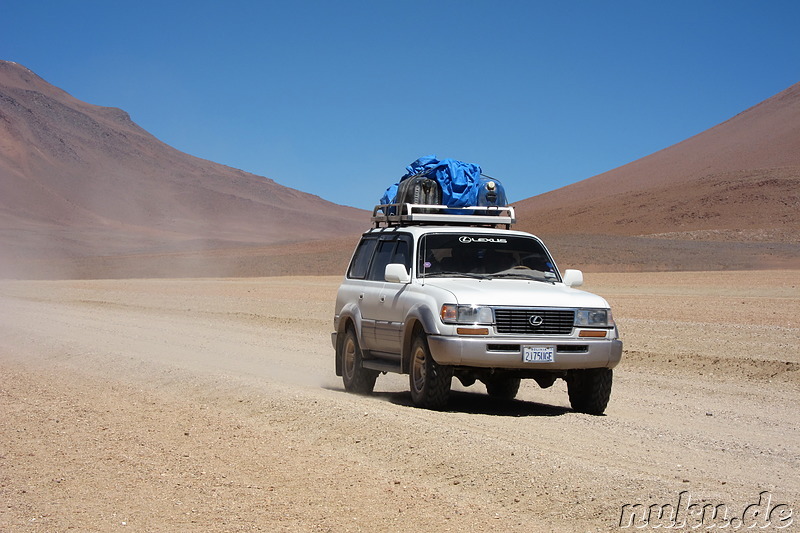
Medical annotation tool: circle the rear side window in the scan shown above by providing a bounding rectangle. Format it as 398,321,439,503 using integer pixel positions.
347,237,378,279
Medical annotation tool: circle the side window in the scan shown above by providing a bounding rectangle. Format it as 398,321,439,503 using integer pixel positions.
392,237,412,273
347,238,378,279
367,240,396,281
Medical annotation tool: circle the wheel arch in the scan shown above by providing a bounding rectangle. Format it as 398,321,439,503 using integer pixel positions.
335,304,364,376
401,304,440,374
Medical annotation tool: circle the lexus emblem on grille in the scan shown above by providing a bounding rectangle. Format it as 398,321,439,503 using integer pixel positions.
528,315,544,327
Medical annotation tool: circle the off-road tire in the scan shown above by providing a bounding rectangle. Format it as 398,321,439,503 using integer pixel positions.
484,377,521,400
409,333,452,410
341,327,378,394
567,368,612,415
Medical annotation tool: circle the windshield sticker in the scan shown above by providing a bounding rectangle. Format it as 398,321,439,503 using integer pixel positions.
458,236,507,244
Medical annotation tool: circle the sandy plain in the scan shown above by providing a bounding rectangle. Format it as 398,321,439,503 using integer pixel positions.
1,271,798,532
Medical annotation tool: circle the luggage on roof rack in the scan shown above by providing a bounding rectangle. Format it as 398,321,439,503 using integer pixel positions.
476,175,507,208
395,173,441,211
372,203,515,228
381,156,509,210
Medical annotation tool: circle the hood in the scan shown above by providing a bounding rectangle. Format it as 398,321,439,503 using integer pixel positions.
421,278,610,308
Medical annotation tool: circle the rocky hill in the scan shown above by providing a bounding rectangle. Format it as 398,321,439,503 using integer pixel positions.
0,60,367,278
2,59,797,277
514,82,800,271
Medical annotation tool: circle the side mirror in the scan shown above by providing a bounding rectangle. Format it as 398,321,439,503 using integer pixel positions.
385,263,411,284
562,269,583,288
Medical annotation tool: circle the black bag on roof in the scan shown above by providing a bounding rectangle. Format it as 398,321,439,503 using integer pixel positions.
395,173,442,206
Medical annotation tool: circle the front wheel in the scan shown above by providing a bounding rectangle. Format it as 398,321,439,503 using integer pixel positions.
566,368,612,415
341,328,378,394
409,333,452,410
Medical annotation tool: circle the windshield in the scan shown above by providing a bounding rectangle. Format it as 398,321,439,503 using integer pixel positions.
417,233,559,282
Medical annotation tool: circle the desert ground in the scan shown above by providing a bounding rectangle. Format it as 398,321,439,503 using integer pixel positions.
1,271,798,532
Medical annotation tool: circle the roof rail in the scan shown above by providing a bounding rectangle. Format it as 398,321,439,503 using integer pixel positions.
372,204,515,228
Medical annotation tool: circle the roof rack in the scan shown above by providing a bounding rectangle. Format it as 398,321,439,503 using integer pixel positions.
372,203,515,228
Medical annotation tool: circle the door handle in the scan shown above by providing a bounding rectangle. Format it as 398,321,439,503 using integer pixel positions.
358,293,364,300
380,295,386,303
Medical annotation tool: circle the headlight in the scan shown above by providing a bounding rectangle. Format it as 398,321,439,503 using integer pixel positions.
575,309,614,328
440,304,494,325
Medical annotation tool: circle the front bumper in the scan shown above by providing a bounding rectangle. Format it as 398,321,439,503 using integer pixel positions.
426,335,622,370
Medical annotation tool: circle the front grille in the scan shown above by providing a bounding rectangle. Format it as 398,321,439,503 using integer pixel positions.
494,308,575,335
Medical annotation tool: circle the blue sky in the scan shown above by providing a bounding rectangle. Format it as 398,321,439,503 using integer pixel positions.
3,1,799,209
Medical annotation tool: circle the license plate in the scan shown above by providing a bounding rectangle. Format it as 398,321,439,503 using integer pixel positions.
522,345,555,363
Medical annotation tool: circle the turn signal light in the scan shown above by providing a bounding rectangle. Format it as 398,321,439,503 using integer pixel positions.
457,327,489,336
578,330,607,338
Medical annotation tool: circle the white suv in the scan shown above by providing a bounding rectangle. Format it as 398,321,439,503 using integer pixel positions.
332,205,622,414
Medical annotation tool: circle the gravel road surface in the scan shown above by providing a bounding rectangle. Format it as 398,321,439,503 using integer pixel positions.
1,272,798,531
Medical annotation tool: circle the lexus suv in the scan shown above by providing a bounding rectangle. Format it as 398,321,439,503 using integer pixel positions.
332,205,622,414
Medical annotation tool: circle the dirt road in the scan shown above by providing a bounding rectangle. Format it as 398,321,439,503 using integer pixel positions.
1,272,798,532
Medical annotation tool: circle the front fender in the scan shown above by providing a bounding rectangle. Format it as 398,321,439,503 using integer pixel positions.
400,303,442,373
406,303,441,336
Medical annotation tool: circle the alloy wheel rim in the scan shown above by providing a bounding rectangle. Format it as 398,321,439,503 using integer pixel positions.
412,347,426,392
344,337,356,380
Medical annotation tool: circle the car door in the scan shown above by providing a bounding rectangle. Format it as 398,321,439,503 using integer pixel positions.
367,234,413,355
344,236,381,349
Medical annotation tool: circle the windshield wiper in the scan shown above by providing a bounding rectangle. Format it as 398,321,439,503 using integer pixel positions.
423,271,490,280
489,270,557,283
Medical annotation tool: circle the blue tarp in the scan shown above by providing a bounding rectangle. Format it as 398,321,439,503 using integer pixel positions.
380,155,483,207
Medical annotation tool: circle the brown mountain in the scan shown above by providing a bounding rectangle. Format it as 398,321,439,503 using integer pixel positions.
0,60,367,278
515,82,800,271
2,59,798,277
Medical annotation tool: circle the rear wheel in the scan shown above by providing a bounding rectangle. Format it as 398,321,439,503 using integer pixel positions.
567,368,612,415
341,327,378,394
484,376,521,400
409,333,452,410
